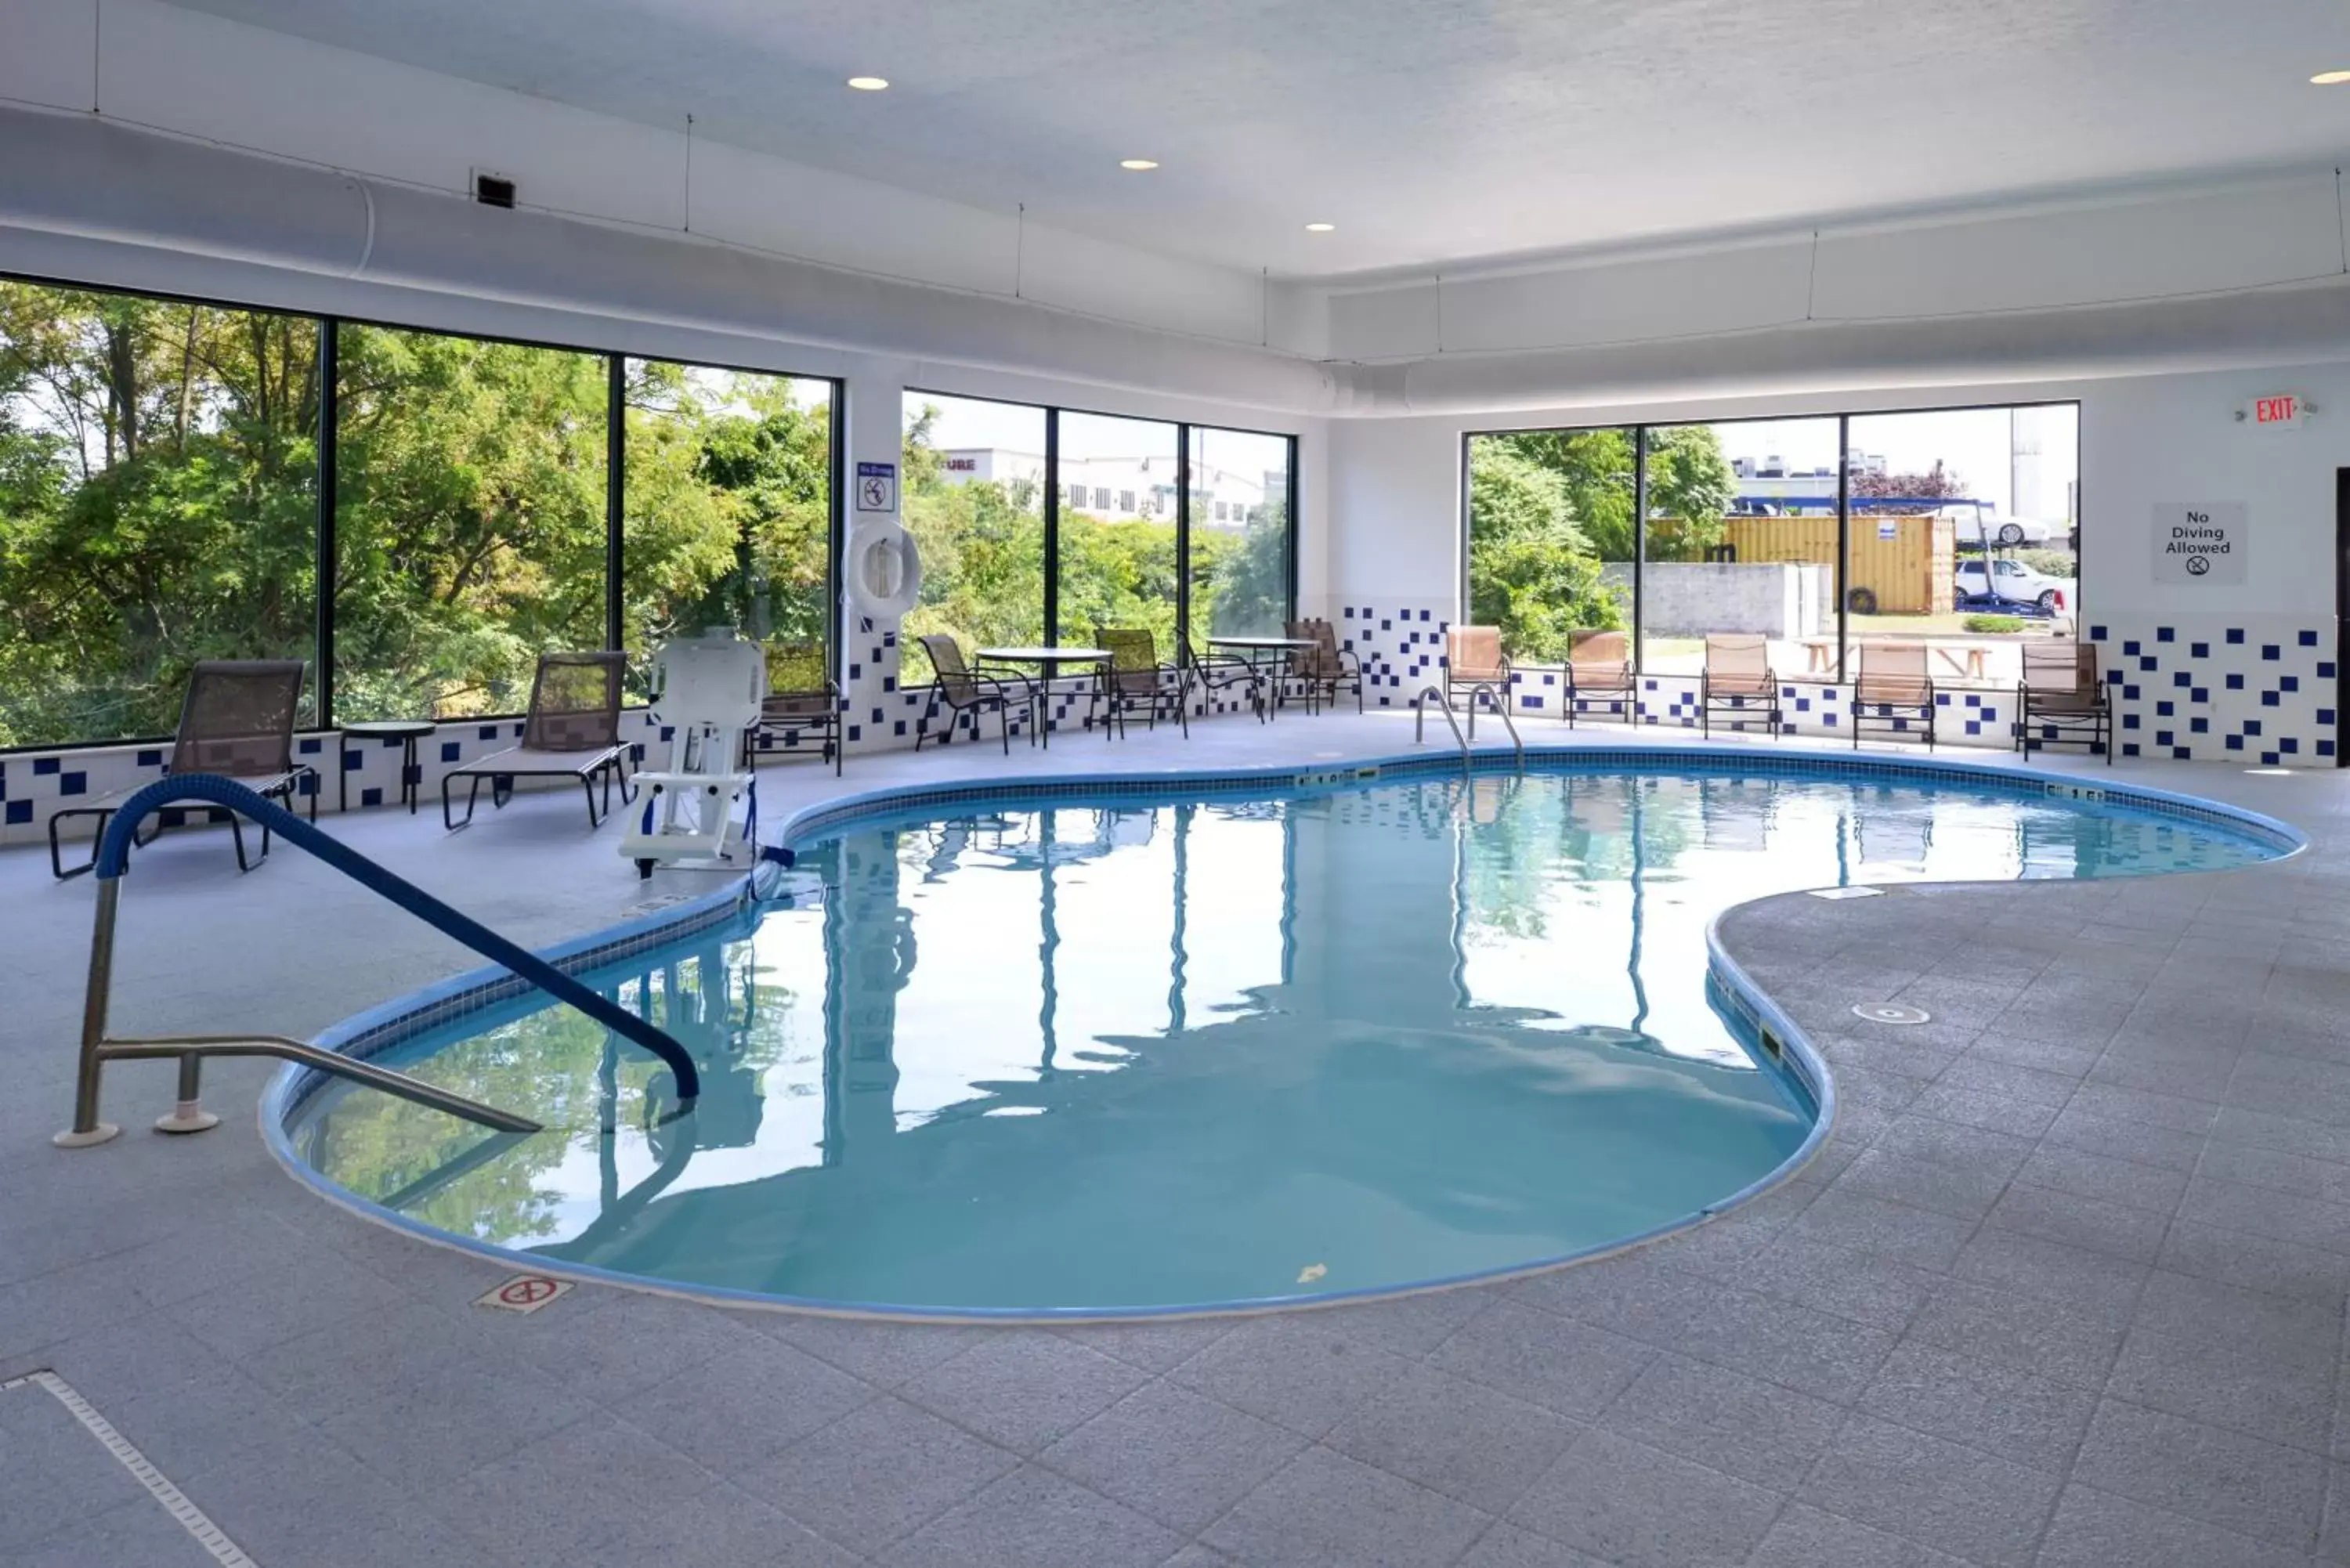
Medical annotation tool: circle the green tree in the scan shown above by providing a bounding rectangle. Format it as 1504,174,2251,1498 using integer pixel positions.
1466,442,1622,663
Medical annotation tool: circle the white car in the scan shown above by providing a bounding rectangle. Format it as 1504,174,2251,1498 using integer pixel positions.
1956,557,2069,612
1936,507,2056,546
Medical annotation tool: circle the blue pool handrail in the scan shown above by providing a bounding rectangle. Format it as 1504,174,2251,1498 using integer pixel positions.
63,775,697,1142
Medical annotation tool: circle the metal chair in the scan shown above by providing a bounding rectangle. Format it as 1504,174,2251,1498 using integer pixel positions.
1092,627,1187,738
1700,634,1782,739
754,641,843,775
1287,618,1365,714
1853,639,1936,750
1180,636,1267,722
1445,626,1511,710
2017,641,2111,762
913,634,1036,753
443,651,634,829
49,659,317,879
1564,630,1636,728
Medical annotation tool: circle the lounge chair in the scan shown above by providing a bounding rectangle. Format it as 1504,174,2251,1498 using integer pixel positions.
1852,639,1936,750
1700,634,1782,739
2017,641,2111,762
1287,618,1365,714
1093,627,1187,738
1445,627,1511,710
1565,630,1636,728
913,634,1036,753
49,659,317,880
442,651,634,829
754,641,842,775
1180,636,1267,722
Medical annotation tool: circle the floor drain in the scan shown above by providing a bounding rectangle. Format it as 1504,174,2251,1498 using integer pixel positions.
1853,1002,1932,1025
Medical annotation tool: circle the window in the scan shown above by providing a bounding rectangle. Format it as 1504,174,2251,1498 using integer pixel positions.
1469,401,2079,688
622,360,833,694
1465,427,1635,665
1093,486,1110,511
334,324,609,720
1059,410,1180,651
902,392,1047,650
1191,425,1293,641
0,281,320,747
1643,417,1835,677
1119,490,1135,514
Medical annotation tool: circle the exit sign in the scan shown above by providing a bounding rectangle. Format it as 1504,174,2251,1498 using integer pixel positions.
2243,393,2307,430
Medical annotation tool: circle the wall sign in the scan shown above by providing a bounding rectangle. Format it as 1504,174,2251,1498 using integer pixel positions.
855,461,898,512
2152,502,2247,584
2237,394,2311,432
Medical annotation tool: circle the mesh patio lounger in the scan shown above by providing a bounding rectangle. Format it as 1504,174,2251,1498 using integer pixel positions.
1564,630,1636,728
2018,641,2111,762
442,651,635,829
1853,639,1936,750
1287,618,1365,714
1700,634,1783,739
1093,627,1188,738
1445,626,1511,710
754,641,843,775
912,634,1036,754
49,659,317,879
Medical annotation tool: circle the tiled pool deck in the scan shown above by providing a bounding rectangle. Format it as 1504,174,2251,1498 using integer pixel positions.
4,712,2348,1566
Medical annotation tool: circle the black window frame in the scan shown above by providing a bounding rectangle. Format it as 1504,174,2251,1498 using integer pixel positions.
0,266,845,751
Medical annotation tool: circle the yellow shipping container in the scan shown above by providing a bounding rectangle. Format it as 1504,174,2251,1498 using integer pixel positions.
1720,514,1954,616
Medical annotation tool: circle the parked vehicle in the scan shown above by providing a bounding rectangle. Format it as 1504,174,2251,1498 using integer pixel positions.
1955,556,2068,612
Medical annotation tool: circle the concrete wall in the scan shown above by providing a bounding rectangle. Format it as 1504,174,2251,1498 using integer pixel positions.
1600,562,1831,641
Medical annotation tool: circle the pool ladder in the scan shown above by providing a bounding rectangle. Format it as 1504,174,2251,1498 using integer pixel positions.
1414,684,1523,768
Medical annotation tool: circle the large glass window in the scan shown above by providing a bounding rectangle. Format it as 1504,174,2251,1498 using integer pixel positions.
1190,425,1294,642
1846,405,2080,688
622,361,833,693
901,392,1047,651
1464,428,1636,663
1058,410,1180,651
1644,418,1835,677
333,324,609,721
0,281,320,746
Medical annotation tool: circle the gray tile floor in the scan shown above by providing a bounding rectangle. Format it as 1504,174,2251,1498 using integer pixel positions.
4,713,2348,1566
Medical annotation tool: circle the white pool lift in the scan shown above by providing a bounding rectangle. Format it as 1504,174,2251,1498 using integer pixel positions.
621,630,765,879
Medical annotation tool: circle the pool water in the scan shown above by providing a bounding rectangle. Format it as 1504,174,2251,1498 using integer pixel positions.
282,764,2287,1315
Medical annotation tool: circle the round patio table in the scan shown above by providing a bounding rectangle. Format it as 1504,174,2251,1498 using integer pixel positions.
1208,636,1318,718
338,719,439,813
974,647,1112,748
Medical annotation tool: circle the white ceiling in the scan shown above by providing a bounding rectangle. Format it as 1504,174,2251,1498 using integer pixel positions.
160,0,2350,281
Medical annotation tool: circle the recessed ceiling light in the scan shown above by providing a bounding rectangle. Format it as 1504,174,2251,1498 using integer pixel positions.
847,76,890,91
1304,222,1336,233
1119,158,1159,171
2312,69,2350,84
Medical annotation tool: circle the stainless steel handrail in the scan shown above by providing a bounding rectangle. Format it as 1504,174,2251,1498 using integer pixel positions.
1414,685,1470,760
1462,682,1525,768
57,876,542,1146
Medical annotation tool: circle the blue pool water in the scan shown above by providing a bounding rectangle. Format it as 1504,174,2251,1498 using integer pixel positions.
280,761,2290,1315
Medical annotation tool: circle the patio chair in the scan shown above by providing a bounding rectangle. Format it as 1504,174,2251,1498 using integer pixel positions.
442,651,634,830
1852,639,1936,750
1700,634,1782,739
912,634,1036,754
49,659,317,880
1287,618,1364,714
1565,630,1636,728
753,641,842,776
1445,626,1511,711
2017,641,2111,762
1092,627,1188,738
1180,635,1267,722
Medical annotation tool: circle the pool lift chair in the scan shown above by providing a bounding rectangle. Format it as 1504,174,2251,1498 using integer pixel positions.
620,630,768,880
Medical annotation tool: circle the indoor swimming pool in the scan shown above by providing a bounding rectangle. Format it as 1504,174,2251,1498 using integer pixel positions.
275,758,2294,1317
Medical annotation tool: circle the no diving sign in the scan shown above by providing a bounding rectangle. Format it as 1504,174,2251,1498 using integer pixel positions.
2153,502,2246,585
855,461,898,513
475,1274,573,1313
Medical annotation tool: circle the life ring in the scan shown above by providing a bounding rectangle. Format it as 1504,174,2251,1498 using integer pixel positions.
844,517,924,621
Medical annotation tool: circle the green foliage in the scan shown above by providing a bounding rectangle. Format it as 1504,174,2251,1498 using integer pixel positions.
1643,426,1737,561
1466,441,1623,663
0,281,833,742
1963,614,2025,634
2016,548,2077,580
